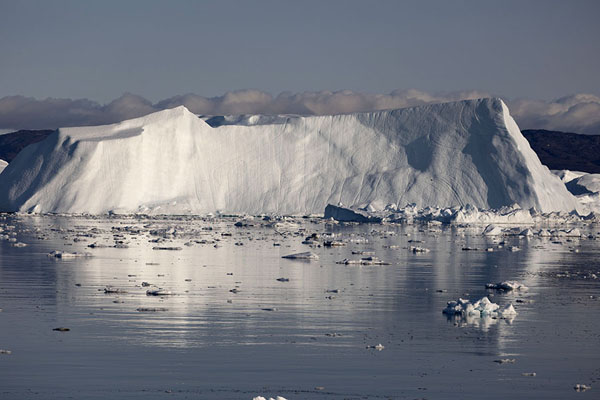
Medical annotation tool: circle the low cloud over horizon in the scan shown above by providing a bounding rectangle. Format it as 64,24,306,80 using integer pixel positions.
0,90,599,135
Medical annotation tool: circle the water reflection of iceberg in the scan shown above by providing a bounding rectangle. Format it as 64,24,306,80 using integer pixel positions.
445,313,516,332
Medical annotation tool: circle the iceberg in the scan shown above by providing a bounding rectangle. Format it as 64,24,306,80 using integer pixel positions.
0,98,578,215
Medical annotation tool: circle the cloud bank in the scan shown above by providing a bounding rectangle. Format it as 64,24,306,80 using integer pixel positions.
0,90,598,134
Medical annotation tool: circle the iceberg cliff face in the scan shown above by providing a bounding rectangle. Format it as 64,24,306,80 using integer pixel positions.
0,98,578,214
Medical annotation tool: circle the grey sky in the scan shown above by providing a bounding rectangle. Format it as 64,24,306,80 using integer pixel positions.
1,0,599,103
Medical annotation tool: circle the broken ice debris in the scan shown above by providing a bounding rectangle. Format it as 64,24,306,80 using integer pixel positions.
136,307,168,312
366,343,385,351
442,297,517,319
252,396,288,400
574,384,591,392
336,256,389,265
494,358,516,364
0,349,11,355
485,281,528,291
282,251,319,260
103,286,127,294
483,225,504,236
411,246,430,253
48,250,92,258
146,289,173,296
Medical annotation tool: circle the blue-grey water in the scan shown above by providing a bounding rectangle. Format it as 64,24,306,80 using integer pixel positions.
0,215,598,399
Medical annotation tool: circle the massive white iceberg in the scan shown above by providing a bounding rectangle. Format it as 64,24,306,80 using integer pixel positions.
0,98,579,215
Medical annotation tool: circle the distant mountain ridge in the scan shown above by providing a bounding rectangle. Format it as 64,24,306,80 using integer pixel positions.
0,129,54,162
521,129,600,173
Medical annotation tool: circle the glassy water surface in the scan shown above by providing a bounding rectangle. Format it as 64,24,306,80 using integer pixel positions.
0,215,598,399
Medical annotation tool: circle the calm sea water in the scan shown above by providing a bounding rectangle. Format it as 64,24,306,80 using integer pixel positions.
0,215,598,399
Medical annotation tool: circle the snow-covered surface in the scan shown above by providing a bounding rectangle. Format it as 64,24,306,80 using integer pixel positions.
0,99,580,215
552,169,587,183
551,171,600,215
0,159,7,175
566,174,600,195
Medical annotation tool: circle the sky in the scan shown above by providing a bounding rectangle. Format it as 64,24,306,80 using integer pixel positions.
0,0,599,133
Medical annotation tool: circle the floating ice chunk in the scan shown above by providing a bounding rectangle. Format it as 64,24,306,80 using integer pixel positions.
104,286,127,294
336,256,389,265
483,224,503,236
498,304,518,318
519,228,534,236
282,251,319,260
443,296,516,320
494,358,516,364
486,281,528,291
411,246,430,253
574,384,591,392
146,289,173,296
563,228,582,237
48,250,92,258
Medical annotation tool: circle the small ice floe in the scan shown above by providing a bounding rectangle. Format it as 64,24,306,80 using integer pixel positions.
261,307,277,312
494,358,516,364
486,281,528,291
522,372,536,377
104,286,127,294
252,396,287,400
87,243,109,248
276,277,290,282
574,384,591,392
443,297,517,319
0,349,11,355
12,242,27,247
519,228,534,237
48,250,92,258
282,251,319,260
136,307,168,312
53,327,70,332
336,256,389,265
411,246,430,253
483,224,504,236
152,246,182,251
508,246,520,252
146,288,173,296
366,343,385,351
323,240,345,247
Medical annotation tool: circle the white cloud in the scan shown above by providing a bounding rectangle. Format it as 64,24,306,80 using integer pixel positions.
0,90,598,134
